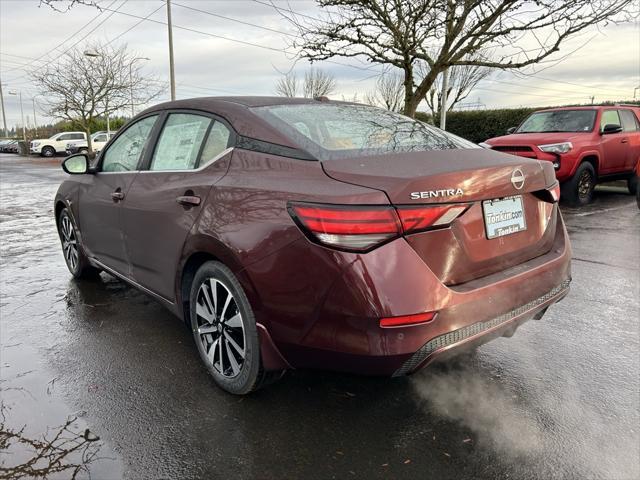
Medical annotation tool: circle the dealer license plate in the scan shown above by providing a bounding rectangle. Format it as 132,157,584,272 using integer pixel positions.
482,195,526,239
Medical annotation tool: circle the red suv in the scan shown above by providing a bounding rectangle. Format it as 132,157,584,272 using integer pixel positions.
484,106,640,205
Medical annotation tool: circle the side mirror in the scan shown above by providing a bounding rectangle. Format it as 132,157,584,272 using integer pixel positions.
601,124,623,135
506,126,517,134
62,153,89,175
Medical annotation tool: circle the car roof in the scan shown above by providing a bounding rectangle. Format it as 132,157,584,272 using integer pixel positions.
139,96,354,149
535,105,639,113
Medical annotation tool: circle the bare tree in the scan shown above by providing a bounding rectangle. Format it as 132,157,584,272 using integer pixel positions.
302,68,337,98
424,63,491,118
275,68,336,98
275,72,298,97
365,73,404,112
282,0,633,117
31,43,162,153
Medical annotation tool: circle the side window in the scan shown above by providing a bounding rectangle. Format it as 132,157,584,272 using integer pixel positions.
102,115,158,173
94,134,107,142
600,110,621,130
57,134,71,141
199,121,231,168
150,113,211,171
619,110,640,132
71,133,85,140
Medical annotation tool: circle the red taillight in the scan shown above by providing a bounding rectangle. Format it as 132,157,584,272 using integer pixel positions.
289,203,401,251
397,204,468,234
289,202,468,252
380,311,436,328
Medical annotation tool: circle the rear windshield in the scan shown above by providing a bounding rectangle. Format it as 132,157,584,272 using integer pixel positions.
251,104,478,161
516,109,597,133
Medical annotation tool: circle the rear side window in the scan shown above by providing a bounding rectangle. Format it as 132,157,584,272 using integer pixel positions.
199,121,231,168
150,113,211,171
252,104,477,161
600,110,621,129
102,115,158,172
619,110,640,132
70,133,85,140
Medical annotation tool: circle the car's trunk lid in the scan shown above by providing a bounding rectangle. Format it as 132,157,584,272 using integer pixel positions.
321,149,559,285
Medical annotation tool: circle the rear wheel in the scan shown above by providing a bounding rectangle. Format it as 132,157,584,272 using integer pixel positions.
562,162,595,206
189,261,282,394
41,146,55,157
58,208,100,278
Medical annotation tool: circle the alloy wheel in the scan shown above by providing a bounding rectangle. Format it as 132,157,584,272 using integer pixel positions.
195,278,246,378
578,170,592,199
60,214,79,272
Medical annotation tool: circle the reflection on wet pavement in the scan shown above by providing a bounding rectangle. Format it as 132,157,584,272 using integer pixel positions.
0,155,638,479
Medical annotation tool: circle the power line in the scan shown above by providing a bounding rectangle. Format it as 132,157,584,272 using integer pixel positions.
2,0,121,76
172,2,297,38
105,2,166,47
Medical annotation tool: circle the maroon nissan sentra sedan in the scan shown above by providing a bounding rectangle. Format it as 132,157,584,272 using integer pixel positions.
55,97,571,394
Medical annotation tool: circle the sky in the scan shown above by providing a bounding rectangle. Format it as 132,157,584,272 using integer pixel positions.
0,0,639,130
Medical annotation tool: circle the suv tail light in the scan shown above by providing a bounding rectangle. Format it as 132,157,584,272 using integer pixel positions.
289,202,468,252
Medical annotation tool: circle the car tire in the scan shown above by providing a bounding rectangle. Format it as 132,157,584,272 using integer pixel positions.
79,148,88,154
628,173,638,196
41,146,55,157
189,261,281,395
562,162,596,206
58,208,100,279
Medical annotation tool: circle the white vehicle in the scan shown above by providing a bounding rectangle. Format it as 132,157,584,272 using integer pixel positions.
65,132,114,155
31,132,87,157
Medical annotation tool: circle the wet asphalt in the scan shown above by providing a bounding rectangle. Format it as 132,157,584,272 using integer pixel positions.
0,153,638,480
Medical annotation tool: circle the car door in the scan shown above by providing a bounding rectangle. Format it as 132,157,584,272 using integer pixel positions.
599,109,629,174
78,115,159,276
55,133,73,152
121,111,233,300
619,109,640,171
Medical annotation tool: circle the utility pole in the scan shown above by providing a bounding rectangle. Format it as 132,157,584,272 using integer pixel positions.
32,96,38,137
9,90,26,142
0,80,7,137
166,0,176,101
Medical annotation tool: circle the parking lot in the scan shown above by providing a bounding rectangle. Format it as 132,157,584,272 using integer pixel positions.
0,153,638,479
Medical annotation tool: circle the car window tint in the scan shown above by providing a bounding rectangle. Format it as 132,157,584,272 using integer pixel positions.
102,115,158,173
94,134,107,142
71,133,84,140
150,113,211,171
600,110,621,129
199,121,231,168
58,134,70,141
619,110,640,132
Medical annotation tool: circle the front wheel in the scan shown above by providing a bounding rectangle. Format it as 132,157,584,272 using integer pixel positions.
628,174,638,196
189,261,282,395
562,162,596,206
58,208,100,278
41,146,55,157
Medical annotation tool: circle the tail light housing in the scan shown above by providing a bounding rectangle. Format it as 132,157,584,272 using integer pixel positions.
534,182,561,203
289,202,468,252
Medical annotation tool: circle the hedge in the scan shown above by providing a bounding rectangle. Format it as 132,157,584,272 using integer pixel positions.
416,108,535,143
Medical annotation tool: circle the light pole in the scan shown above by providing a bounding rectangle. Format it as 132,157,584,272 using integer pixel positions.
84,50,110,134
8,90,26,143
0,79,7,138
167,0,176,100
31,94,41,137
130,57,150,118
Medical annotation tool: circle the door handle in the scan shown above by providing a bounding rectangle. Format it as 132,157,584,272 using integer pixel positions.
176,195,201,207
111,189,125,202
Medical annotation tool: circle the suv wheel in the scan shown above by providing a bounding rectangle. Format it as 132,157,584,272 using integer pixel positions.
58,208,100,278
189,261,283,395
628,173,638,196
562,162,596,206
79,148,88,154
41,146,55,157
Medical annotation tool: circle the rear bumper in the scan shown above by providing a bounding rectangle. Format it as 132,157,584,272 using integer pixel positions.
259,209,571,376
393,278,570,376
